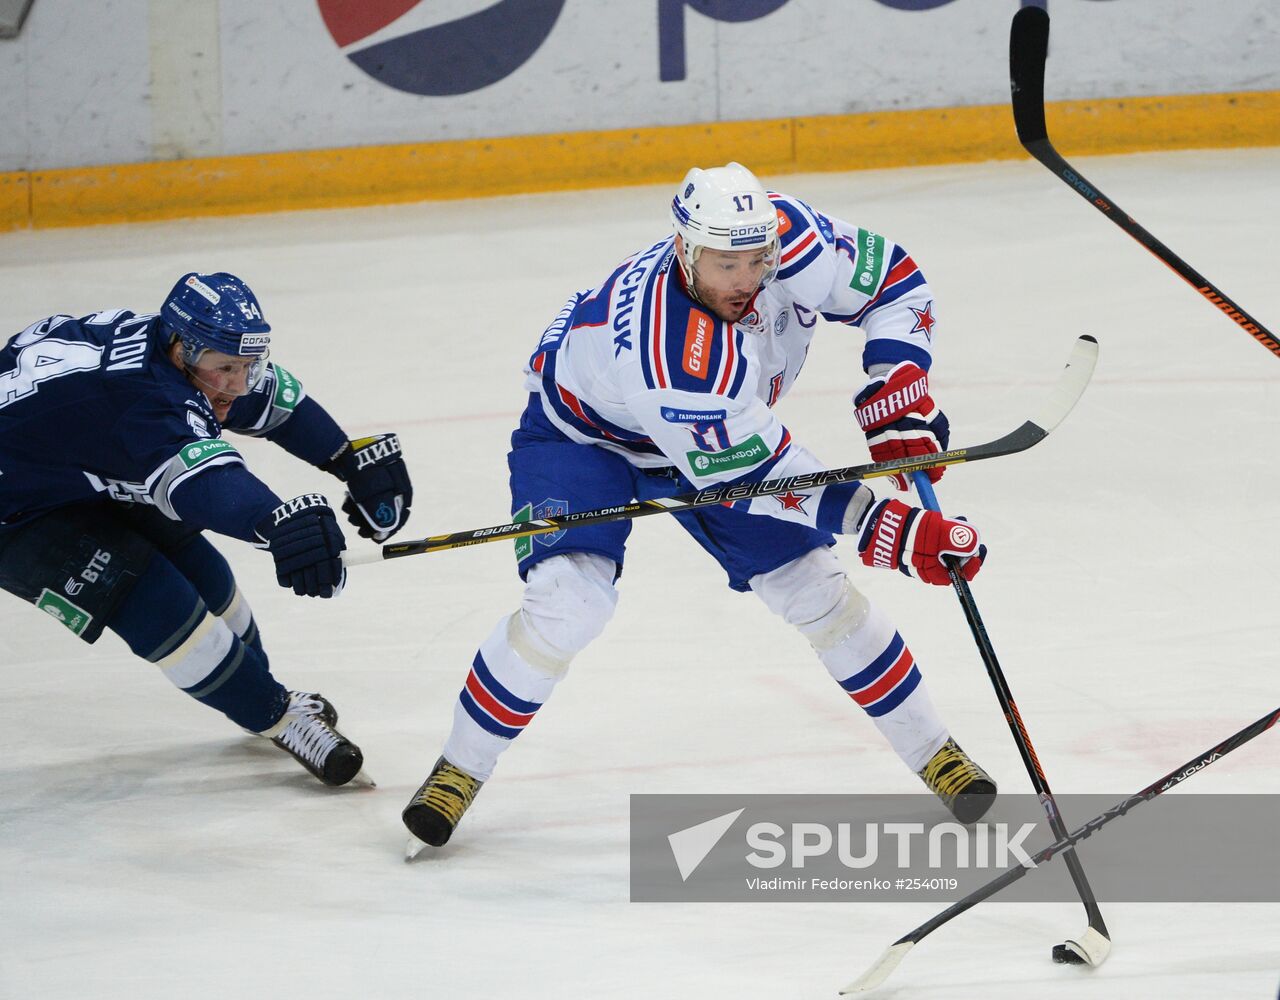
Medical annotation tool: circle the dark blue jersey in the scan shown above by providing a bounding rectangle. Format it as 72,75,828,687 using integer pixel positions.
0,310,345,541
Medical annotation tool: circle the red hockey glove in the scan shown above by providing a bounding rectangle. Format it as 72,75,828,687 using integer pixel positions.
856,498,985,586
853,362,950,491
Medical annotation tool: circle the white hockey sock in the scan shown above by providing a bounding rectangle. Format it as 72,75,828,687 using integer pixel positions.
804,602,948,773
443,616,561,781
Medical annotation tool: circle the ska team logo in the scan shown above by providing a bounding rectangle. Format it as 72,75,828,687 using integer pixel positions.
512,498,569,561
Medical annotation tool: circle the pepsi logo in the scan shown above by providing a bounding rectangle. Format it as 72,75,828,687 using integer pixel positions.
318,0,567,97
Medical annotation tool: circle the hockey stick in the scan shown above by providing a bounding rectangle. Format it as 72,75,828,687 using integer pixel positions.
841,705,1280,993
346,335,1098,565
911,471,1110,967
1009,6,1279,360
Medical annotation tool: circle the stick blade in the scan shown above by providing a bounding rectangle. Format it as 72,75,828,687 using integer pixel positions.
1029,334,1098,435
1010,5,1050,145
839,942,913,994
1058,926,1112,967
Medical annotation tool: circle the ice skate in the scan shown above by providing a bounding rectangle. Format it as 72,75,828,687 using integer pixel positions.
268,691,364,787
918,738,996,823
402,756,483,856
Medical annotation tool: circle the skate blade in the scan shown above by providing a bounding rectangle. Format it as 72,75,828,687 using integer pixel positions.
404,835,430,862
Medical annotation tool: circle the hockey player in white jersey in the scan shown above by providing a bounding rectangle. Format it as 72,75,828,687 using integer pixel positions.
403,163,993,848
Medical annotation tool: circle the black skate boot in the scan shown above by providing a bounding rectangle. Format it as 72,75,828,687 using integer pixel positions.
402,756,483,847
918,738,997,823
268,691,363,787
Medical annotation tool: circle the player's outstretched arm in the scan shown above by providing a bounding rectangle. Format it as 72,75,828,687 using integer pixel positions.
225,370,414,543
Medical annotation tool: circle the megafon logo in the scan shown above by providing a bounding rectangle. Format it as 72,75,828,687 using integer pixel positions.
317,0,567,97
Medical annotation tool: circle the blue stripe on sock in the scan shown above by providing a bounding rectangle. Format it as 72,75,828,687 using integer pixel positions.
839,632,905,693
472,651,543,714
459,688,523,739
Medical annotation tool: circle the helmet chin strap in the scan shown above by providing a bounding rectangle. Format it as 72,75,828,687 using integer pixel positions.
674,237,704,304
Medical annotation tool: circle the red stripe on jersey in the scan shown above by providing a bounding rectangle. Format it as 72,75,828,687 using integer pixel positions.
849,649,915,707
781,230,817,264
531,353,546,373
881,254,919,290
770,428,792,459
465,671,537,728
557,384,623,441
715,324,738,395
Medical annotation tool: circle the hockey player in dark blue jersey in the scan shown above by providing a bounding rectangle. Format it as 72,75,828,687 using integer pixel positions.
0,272,413,788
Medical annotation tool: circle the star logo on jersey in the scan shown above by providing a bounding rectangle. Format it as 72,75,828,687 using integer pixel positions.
910,302,937,340
774,491,810,513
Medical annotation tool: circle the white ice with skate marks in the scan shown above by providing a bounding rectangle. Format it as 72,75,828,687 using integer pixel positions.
1,149,1278,999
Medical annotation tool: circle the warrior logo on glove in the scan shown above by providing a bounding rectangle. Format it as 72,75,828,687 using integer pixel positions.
324,433,414,542
854,361,950,491
856,498,987,586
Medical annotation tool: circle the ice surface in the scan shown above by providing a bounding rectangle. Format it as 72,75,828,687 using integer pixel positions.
1,149,1278,999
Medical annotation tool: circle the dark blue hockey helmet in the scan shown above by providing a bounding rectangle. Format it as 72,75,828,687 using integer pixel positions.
162,272,271,362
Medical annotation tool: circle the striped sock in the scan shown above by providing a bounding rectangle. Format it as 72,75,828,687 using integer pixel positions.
819,604,947,772
443,617,559,781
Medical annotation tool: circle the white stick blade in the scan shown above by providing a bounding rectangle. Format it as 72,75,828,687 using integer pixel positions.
1062,926,1112,966
1030,334,1098,433
839,942,913,994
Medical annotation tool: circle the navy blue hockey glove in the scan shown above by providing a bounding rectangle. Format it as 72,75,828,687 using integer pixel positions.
254,494,347,598
854,362,950,491
325,433,413,542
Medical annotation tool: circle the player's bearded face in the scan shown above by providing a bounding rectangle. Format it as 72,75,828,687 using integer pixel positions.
172,345,261,421
690,245,775,322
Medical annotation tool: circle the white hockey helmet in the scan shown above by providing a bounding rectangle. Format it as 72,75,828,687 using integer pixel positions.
670,161,780,289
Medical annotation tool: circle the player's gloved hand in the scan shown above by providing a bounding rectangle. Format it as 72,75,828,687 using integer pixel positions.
324,433,413,542
853,362,950,491
254,494,347,598
856,497,985,586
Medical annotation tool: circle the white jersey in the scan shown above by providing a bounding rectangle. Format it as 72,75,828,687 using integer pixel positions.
524,192,939,534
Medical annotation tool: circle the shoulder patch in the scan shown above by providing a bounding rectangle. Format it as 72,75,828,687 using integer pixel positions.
178,438,238,470
272,365,301,411
849,228,887,292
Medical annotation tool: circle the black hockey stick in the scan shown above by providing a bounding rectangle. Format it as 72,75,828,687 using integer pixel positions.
1010,6,1279,360
912,472,1110,966
346,335,1097,564
841,705,1280,993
